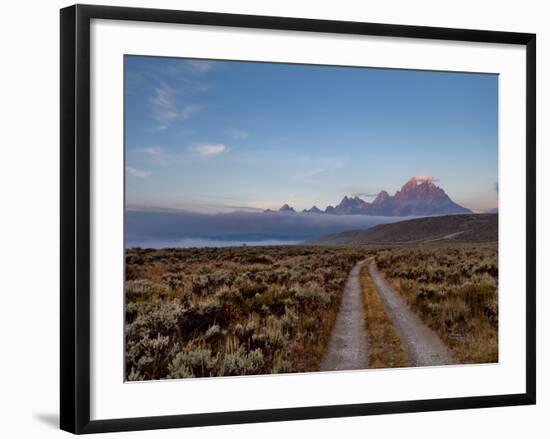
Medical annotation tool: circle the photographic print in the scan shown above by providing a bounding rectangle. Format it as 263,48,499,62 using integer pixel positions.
124,56,498,381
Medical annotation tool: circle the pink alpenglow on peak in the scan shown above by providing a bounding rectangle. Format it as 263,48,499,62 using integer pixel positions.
276,176,472,217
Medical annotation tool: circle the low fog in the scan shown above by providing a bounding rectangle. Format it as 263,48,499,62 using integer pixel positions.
126,208,409,248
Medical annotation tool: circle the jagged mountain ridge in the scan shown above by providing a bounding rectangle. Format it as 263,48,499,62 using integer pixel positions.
278,203,296,213
272,177,472,217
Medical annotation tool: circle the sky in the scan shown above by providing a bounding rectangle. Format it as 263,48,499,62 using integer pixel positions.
125,56,498,214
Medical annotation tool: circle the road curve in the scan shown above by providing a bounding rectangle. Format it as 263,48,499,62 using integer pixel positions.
368,262,454,367
321,260,370,371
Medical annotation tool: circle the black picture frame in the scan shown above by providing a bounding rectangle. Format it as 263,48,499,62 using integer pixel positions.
60,4,536,434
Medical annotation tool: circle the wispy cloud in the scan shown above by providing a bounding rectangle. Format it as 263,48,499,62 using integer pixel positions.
411,175,439,183
192,144,228,157
150,81,200,130
291,157,347,183
298,168,330,179
180,104,200,119
206,204,264,212
185,60,218,74
126,166,151,177
137,146,172,164
225,127,248,139
352,192,378,198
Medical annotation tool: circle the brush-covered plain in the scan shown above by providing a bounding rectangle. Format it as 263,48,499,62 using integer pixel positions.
375,244,498,364
125,246,364,380
125,243,498,381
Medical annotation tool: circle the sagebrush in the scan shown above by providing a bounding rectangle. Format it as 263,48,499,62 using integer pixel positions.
375,243,498,363
125,246,364,380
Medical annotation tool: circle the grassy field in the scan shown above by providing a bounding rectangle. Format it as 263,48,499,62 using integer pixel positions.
375,243,498,364
126,242,498,380
125,246,364,380
310,214,497,245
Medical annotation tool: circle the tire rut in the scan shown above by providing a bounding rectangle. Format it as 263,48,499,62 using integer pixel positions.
368,261,454,367
320,260,370,371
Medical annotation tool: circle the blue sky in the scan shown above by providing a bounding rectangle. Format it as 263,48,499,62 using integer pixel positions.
125,56,498,213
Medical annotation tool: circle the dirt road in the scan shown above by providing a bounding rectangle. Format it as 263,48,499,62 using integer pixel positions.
320,260,370,371
368,262,454,367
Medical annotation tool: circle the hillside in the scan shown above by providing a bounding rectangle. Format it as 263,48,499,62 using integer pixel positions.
308,214,498,245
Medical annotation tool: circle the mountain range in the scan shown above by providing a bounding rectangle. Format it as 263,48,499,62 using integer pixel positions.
271,177,472,217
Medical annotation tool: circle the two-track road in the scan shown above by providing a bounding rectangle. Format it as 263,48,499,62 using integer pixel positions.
321,259,453,371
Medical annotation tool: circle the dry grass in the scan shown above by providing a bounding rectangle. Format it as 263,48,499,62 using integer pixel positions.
125,241,499,380
360,263,410,368
375,243,498,364
125,245,366,380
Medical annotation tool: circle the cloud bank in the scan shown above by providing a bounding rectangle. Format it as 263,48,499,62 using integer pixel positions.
125,208,408,248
